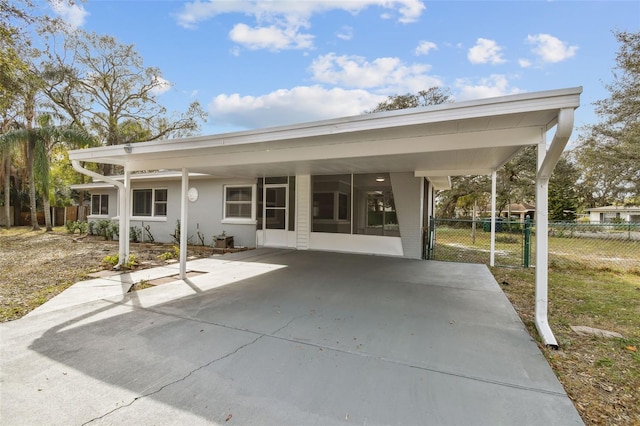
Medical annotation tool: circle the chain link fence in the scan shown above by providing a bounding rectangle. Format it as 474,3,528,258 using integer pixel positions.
428,218,640,273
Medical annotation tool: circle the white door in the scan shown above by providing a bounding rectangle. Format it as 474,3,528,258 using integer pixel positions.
263,184,288,246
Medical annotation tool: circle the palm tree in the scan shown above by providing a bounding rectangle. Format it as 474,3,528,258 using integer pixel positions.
1,114,94,231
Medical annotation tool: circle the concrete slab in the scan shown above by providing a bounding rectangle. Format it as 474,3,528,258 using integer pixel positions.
1,249,583,425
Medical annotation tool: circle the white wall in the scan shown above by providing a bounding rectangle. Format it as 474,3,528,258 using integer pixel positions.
89,179,257,247
390,172,423,259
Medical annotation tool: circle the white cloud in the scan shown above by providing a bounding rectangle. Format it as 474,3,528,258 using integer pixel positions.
467,38,506,65
150,76,171,96
527,34,578,63
336,26,354,41
176,1,424,51
176,1,425,28
208,86,385,129
415,40,437,56
229,23,314,51
518,58,532,68
309,53,441,94
50,0,89,28
454,75,521,101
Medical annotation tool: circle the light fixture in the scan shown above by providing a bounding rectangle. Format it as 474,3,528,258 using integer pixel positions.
375,177,385,182
123,144,132,153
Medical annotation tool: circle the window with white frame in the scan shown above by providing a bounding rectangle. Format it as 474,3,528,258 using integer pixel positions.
132,188,167,217
223,185,256,222
91,194,109,216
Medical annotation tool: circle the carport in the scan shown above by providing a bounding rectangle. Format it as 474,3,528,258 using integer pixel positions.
0,249,583,424
68,87,582,348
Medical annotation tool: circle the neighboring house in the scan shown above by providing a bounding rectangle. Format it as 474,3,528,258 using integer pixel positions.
467,202,536,221
68,87,583,348
586,205,640,223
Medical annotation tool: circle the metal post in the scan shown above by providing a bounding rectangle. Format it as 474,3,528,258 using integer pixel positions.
524,218,531,268
490,171,497,267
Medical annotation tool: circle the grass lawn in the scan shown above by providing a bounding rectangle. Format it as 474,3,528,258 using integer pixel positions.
493,266,640,425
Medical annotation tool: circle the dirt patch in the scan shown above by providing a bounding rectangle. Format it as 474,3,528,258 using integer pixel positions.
0,228,213,322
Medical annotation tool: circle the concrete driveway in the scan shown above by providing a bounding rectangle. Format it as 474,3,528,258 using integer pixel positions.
0,249,582,425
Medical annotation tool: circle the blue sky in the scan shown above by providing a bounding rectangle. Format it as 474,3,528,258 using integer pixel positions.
43,0,639,139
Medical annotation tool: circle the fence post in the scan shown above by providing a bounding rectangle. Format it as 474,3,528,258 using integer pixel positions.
523,218,531,268
428,217,435,260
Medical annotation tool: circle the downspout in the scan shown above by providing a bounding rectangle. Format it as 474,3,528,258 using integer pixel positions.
71,160,128,269
535,108,575,349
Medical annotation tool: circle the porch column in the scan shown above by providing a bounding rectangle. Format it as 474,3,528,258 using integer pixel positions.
490,171,497,267
179,168,189,280
123,169,131,258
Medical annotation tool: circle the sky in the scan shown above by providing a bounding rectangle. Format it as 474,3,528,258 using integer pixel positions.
40,0,640,141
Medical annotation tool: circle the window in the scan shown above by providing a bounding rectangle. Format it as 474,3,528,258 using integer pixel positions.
91,194,109,216
224,185,256,222
311,174,351,234
132,189,167,217
311,173,399,237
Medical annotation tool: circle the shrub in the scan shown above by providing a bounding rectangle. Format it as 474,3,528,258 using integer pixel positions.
130,226,141,243
102,253,139,269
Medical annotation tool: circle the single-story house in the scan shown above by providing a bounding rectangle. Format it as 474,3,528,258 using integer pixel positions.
586,205,640,223
68,87,582,348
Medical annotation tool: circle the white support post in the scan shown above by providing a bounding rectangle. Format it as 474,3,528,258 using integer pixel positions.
117,182,127,267
123,169,131,260
179,168,189,280
490,171,497,267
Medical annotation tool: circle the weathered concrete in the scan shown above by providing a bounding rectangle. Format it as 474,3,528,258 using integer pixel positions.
1,249,583,425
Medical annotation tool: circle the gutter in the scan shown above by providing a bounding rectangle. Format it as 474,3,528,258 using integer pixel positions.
71,160,128,269
535,107,575,349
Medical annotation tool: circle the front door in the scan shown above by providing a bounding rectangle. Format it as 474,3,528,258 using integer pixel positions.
263,184,288,246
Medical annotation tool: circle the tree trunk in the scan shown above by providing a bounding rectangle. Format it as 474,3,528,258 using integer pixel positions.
43,190,52,232
27,142,39,231
3,148,10,229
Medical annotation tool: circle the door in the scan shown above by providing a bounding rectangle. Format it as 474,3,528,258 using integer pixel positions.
264,184,288,246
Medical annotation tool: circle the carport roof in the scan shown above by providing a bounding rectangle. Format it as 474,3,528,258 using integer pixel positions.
68,87,582,189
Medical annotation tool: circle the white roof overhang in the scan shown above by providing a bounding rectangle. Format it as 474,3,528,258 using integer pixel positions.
68,87,582,190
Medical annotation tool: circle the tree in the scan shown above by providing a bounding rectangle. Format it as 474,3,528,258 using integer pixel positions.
575,30,640,205
43,30,206,175
367,87,452,113
1,113,94,231
548,154,580,221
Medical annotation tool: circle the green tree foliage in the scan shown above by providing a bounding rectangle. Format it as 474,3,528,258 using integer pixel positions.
575,30,640,205
549,154,580,221
1,114,94,230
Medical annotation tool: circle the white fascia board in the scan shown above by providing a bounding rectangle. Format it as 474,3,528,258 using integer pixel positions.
415,168,495,177
68,87,582,165
69,183,116,190
424,176,452,190
124,127,542,173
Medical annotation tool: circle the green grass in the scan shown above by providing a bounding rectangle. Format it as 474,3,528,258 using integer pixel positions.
492,266,640,424
433,226,640,272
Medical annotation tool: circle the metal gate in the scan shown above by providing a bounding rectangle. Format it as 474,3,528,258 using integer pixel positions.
427,217,531,268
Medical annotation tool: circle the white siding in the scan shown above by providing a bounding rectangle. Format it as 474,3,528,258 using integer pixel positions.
296,174,311,250
390,172,422,259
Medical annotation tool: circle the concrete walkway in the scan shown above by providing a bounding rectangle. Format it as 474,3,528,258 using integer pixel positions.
1,249,583,425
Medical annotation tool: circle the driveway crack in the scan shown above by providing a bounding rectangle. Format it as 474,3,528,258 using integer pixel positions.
80,334,263,425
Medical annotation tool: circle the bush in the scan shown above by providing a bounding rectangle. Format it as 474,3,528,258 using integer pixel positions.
130,226,141,243
102,253,139,270
65,221,89,234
